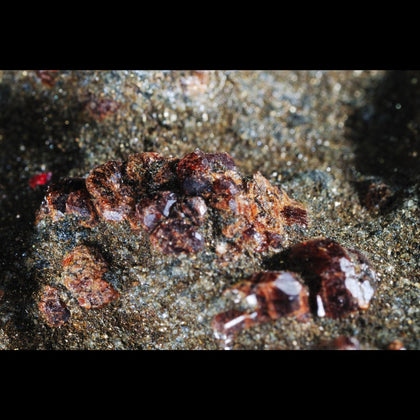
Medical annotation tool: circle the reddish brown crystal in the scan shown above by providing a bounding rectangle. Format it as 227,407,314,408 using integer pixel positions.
37,149,307,257
85,160,135,222
35,70,59,87
212,271,310,342
35,177,97,227
85,95,119,121
211,309,257,342
216,171,307,254
177,149,237,196
38,285,70,327
179,196,208,225
287,238,377,318
62,245,119,309
126,152,179,194
150,218,205,255
134,190,207,255
136,191,179,232
233,271,310,322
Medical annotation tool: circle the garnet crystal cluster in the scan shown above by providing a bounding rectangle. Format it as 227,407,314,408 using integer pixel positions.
211,238,377,344
35,149,377,343
36,149,308,256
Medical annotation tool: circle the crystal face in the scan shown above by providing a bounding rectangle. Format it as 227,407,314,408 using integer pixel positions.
212,271,310,344
287,238,377,318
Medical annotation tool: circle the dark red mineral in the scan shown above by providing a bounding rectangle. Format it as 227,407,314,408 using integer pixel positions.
135,190,207,255
36,149,307,257
35,70,59,87
35,177,97,227
212,271,310,343
85,160,135,222
287,238,377,318
85,95,120,121
38,285,70,327
29,172,52,189
62,245,119,309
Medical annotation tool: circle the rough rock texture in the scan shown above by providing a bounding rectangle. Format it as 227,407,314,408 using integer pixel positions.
0,70,418,349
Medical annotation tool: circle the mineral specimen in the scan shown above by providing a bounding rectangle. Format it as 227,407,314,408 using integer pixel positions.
84,95,120,121
287,238,377,318
36,177,97,227
29,171,52,189
35,70,59,87
62,245,119,309
38,285,70,327
36,149,308,257
85,160,135,223
212,271,310,343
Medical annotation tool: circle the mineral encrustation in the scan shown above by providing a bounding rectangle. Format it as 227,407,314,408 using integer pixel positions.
36,149,308,257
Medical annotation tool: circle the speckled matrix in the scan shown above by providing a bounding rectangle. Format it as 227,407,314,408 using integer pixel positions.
0,70,419,350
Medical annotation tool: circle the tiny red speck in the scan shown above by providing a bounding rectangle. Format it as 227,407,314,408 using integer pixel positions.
29,172,52,189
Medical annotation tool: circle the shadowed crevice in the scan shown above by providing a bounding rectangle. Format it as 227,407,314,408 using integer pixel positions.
345,70,420,207
0,82,88,348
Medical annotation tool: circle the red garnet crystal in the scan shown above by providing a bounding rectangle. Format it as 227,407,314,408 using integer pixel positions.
38,285,70,327
86,160,135,223
287,238,377,318
29,172,52,189
62,245,119,309
35,177,97,227
35,149,307,257
212,271,310,343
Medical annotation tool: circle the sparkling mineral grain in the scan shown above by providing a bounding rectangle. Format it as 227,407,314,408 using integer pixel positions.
62,245,119,309
38,285,70,327
28,171,52,189
287,238,377,318
212,271,310,344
